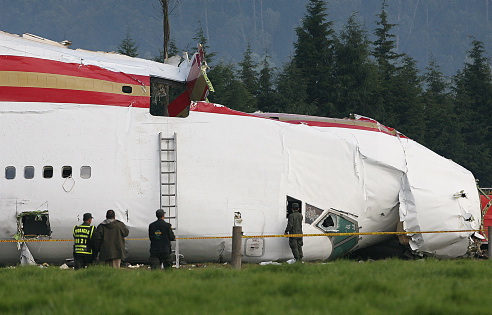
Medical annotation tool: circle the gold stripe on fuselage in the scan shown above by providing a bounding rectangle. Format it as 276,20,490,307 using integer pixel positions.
0,71,149,97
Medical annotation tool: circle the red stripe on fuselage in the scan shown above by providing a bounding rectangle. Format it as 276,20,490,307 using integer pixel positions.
191,102,405,137
0,55,149,85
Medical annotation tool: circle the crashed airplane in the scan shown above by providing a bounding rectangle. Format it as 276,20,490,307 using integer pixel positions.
0,31,481,265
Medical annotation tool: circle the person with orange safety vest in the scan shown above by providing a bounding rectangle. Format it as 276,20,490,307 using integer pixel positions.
73,213,96,269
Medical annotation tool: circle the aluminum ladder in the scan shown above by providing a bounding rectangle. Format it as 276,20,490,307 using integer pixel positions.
159,132,180,268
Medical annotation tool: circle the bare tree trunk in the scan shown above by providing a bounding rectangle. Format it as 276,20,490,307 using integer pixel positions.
160,0,170,61
159,0,170,107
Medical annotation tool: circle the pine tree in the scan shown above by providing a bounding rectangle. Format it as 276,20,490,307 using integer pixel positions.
117,30,139,57
192,22,217,65
257,54,278,112
333,14,377,118
292,0,336,116
390,56,425,142
207,62,256,113
422,58,464,160
238,43,259,97
275,61,317,115
453,39,492,185
153,38,180,63
372,1,403,74
370,0,405,126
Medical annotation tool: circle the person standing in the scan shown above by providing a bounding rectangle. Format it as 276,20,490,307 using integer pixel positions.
148,209,176,270
94,209,129,268
73,213,95,269
284,202,303,262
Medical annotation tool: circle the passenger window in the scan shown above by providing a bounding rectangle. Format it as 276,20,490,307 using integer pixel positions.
122,86,132,93
80,166,91,179
62,166,72,178
43,166,53,179
24,166,35,179
5,166,16,179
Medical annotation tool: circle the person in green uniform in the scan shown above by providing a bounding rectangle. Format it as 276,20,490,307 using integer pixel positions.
73,213,95,269
284,203,303,262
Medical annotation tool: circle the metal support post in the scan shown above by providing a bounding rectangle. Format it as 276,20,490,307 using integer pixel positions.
488,226,492,259
231,226,242,269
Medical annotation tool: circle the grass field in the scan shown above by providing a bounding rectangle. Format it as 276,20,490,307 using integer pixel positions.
0,259,491,314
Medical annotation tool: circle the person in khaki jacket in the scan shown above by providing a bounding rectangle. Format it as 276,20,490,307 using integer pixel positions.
284,203,303,262
94,209,129,268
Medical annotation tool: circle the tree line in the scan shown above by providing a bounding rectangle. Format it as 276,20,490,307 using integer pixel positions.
118,0,492,187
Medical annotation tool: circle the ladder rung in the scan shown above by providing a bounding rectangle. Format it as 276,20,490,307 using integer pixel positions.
161,171,175,174
161,193,176,196
161,160,175,162
161,137,174,141
161,149,175,151
162,183,176,185
161,205,176,208
166,216,176,219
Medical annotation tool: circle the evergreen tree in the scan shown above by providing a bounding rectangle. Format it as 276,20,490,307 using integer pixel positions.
453,39,492,185
207,62,256,112
333,14,376,118
117,29,139,57
238,43,259,97
370,0,405,126
422,58,464,160
192,22,217,65
390,56,425,142
292,0,336,116
275,61,317,115
257,54,278,112
372,1,402,73
153,38,180,63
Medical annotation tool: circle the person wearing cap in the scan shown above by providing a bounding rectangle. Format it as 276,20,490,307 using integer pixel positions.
73,213,96,269
284,203,304,262
94,209,129,268
148,209,175,270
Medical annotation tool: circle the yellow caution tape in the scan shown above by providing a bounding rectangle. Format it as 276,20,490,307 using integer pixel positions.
0,229,485,243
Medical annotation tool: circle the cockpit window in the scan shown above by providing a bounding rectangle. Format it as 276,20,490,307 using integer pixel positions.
313,208,359,259
5,166,16,179
321,215,336,229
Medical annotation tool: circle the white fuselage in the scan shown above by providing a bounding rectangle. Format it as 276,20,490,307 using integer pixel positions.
0,101,481,264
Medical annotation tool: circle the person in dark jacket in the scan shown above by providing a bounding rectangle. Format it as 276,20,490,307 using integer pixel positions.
284,202,303,262
94,209,129,268
149,209,175,270
73,212,95,269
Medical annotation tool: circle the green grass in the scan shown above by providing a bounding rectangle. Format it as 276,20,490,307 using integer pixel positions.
0,259,491,314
